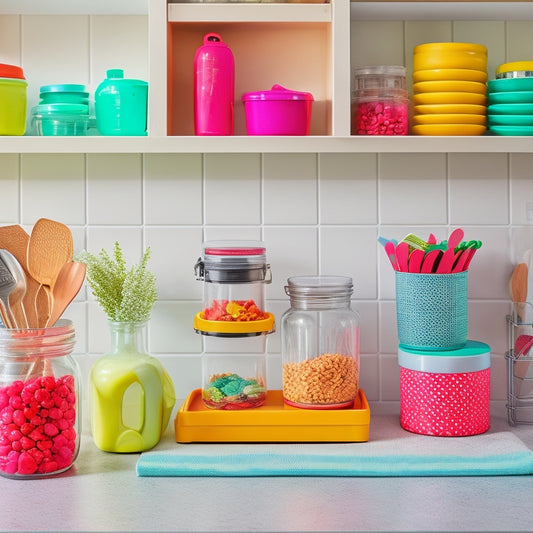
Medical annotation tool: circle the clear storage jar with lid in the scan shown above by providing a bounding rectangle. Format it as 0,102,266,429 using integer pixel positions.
0,320,80,479
194,241,274,410
351,65,409,135
281,276,360,409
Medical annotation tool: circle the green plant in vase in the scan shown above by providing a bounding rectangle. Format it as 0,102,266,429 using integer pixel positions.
78,242,175,453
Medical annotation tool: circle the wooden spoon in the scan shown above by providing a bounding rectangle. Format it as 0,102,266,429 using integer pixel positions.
0,225,47,328
27,219,73,327
47,262,86,327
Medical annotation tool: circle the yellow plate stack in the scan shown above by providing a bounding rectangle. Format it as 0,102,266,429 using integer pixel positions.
412,42,488,135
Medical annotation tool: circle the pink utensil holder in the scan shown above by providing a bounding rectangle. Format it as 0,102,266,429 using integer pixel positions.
399,341,491,436
194,33,234,136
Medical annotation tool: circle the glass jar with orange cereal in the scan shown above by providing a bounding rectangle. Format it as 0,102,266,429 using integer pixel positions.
281,276,360,409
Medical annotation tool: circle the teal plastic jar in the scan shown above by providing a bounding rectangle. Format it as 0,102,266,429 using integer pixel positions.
31,104,89,136
95,69,148,136
0,64,27,136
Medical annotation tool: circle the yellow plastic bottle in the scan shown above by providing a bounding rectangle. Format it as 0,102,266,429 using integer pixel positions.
90,321,176,453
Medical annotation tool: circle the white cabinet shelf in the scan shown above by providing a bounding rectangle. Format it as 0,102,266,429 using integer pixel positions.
0,0,532,154
0,135,532,154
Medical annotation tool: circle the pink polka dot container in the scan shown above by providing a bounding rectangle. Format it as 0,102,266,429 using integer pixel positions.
399,341,491,437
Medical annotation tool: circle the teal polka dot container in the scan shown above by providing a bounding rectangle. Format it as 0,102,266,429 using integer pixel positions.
395,271,468,351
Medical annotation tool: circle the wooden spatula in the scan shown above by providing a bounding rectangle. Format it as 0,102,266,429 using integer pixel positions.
27,219,73,327
0,224,46,328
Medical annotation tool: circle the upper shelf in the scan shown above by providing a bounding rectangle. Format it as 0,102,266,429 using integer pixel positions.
1,135,532,153
0,0,148,15
350,1,533,20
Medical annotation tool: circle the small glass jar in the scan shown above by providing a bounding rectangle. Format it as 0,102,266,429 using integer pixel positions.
281,276,360,409
0,320,80,479
351,65,409,135
194,241,274,337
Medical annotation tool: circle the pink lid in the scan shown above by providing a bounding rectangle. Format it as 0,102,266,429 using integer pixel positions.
205,247,265,256
0,63,25,80
242,84,313,102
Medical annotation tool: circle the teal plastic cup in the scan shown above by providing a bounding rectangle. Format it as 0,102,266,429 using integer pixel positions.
95,69,148,136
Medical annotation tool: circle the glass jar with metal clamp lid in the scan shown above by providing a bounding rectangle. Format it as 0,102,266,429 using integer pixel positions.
193,241,274,409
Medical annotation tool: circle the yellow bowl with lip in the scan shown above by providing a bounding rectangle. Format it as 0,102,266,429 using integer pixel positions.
413,80,487,95
412,92,487,106
496,61,533,77
414,53,487,73
414,103,487,115
412,124,486,136
413,69,488,84
414,42,487,55
413,114,486,125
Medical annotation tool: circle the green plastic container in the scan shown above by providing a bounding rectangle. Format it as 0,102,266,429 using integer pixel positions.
95,69,148,136
0,64,27,136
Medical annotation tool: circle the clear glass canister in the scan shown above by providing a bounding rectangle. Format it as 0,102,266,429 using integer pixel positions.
194,241,274,336
281,276,360,409
351,65,409,135
0,320,80,479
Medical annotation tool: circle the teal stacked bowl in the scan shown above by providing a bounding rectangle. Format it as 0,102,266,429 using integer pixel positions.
487,68,533,135
32,84,90,136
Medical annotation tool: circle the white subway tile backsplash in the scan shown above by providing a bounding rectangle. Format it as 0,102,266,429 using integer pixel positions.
145,226,203,300
204,153,261,225
144,153,203,225
510,154,533,226
0,154,19,223
351,21,405,68
0,16,20,66
87,154,143,224
319,153,378,224
449,153,509,225
264,226,318,299
263,153,318,225
21,154,86,225
320,226,378,299
379,153,447,225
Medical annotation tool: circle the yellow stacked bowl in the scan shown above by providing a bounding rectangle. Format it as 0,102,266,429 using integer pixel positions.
412,43,488,135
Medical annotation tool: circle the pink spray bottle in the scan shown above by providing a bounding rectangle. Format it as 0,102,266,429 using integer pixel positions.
194,32,235,136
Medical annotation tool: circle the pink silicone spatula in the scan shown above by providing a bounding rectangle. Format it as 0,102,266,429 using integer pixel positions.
436,228,464,274
396,242,409,272
408,249,424,273
421,249,441,273
384,241,398,270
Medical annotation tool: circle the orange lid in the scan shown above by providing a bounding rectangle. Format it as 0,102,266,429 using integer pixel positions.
0,63,25,80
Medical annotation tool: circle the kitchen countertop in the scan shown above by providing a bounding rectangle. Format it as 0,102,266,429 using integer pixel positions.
2,404,533,533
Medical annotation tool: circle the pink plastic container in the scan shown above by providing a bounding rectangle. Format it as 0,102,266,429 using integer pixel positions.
194,33,234,136
399,341,491,437
242,84,313,135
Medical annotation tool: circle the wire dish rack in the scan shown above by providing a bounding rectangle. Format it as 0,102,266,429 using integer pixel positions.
506,302,533,425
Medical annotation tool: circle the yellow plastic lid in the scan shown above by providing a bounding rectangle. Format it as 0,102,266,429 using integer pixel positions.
496,61,533,75
413,103,487,115
412,92,487,106
194,311,275,335
412,124,486,136
414,42,487,55
413,68,488,84
413,113,486,125
413,80,487,95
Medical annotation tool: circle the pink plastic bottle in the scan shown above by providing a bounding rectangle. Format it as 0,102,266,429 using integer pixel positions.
194,33,235,136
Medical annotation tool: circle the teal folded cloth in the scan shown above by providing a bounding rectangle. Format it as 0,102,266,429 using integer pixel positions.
136,416,533,477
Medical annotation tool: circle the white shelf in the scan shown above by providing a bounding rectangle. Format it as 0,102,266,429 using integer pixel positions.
168,2,331,21
351,1,533,21
1,135,532,153
0,0,148,15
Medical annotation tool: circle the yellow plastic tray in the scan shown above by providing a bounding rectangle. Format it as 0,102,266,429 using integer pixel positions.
175,389,370,443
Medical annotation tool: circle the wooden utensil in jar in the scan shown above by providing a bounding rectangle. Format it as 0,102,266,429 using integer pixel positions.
27,218,73,327
47,261,86,327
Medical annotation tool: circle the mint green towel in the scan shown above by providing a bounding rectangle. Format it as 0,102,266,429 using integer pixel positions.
136,416,533,477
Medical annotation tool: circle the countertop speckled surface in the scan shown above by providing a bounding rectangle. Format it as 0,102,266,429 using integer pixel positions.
1,404,533,533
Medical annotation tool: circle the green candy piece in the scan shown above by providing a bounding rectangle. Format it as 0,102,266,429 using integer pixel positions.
221,378,247,396
207,387,224,402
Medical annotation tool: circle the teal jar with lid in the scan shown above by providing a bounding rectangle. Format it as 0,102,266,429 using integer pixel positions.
95,69,148,136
